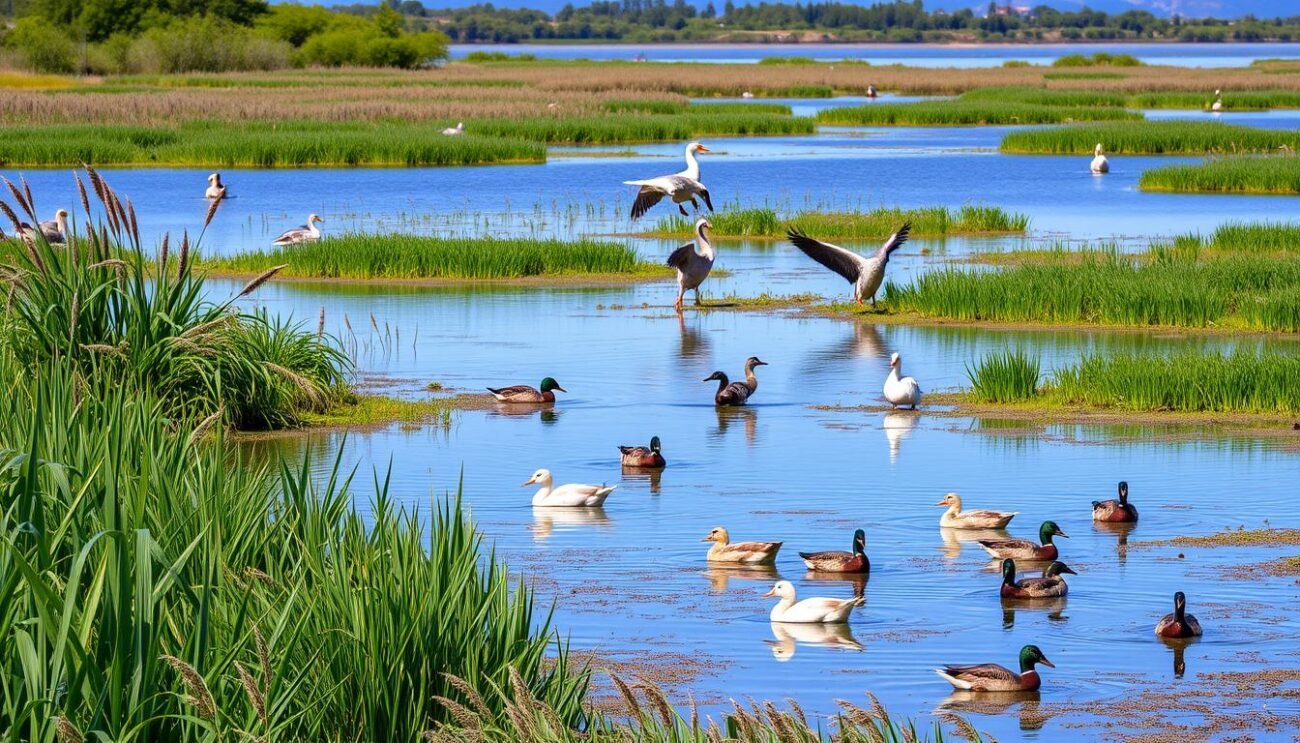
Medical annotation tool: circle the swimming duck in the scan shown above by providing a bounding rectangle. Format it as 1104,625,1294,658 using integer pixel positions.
618,436,665,468
799,528,869,573
937,492,1016,529
1000,559,1076,599
1090,143,1109,174
763,580,863,624
704,356,767,406
667,217,715,311
883,352,921,409
522,468,615,507
936,645,1054,692
487,377,565,404
1092,481,1138,523
1155,591,1202,639
866,84,879,98
980,521,1068,561
702,526,781,565
273,214,323,245
786,222,910,307
625,142,713,220
205,173,227,199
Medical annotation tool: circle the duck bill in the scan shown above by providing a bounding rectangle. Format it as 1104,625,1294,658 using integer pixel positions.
1055,530,1070,539
934,500,949,506
761,589,775,598
554,386,567,393
1038,657,1055,668
697,145,711,152
700,535,714,542
520,479,535,487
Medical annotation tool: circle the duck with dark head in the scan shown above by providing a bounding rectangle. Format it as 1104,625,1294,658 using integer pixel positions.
704,356,767,406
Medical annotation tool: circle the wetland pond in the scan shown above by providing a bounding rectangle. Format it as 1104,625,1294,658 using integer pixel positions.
9,105,1300,740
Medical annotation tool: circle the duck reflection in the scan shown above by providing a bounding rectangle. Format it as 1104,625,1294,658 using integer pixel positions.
714,405,758,445
939,527,1011,561
882,412,917,464
1093,521,1136,564
1158,636,1194,679
766,621,864,661
677,312,710,360
938,691,1048,731
1000,596,1068,629
802,570,867,600
491,404,560,424
530,506,611,541
703,564,779,593
620,466,663,494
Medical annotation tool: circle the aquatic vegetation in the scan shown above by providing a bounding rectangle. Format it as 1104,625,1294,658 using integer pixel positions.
1000,121,1300,155
1052,52,1144,67
1174,221,1300,254
198,234,654,281
957,86,1129,108
647,205,1029,238
1126,90,1300,110
966,350,1041,403
1139,155,1300,194
816,100,1141,127
467,112,813,144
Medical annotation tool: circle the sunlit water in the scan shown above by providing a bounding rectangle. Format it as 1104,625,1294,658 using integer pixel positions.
7,99,1300,740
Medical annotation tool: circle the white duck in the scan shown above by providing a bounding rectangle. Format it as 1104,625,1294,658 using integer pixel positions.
666,217,715,311
883,352,921,409
205,173,227,199
1211,89,1223,112
625,142,714,220
523,468,615,507
273,214,323,246
442,122,465,136
1090,144,1109,174
787,223,910,306
764,581,863,624
936,492,1016,529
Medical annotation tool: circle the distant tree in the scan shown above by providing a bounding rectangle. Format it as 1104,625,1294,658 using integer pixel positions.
702,0,715,18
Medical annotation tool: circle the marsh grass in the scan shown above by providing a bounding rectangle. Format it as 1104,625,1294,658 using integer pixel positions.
816,100,1141,127
967,350,1040,403
1175,221,1300,254
1000,121,1300,155
469,112,812,144
1138,155,1300,194
646,205,1028,238
198,234,654,281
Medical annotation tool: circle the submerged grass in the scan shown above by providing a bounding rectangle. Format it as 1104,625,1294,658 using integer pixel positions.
816,100,1141,127
1000,121,1300,155
1139,155,1300,194
646,205,1028,238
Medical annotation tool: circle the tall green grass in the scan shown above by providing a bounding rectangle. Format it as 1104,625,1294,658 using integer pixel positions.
958,86,1128,108
647,205,1029,238
1174,221,1300,254
817,100,1141,127
1000,121,1300,155
967,350,1041,403
602,100,795,116
198,234,653,280
1139,155,1300,194
1127,90,1300,110
469,112,813,144
1052,52,1143,67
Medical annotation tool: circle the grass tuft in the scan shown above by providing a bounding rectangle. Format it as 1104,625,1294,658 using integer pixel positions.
817,100,1141,127
1139,155,1300,194
967,350,1040,403
646,205,1028,238
1001,121,1300,155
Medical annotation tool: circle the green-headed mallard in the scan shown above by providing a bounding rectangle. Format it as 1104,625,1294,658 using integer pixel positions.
487,377,565,404
980,520,1067,561
799,528,869,574
1092,481,1138,523
1155,591,1202,639
618,436,665,468
936,644,1054,692
1000,558,1075,599
937,492,1016,529
702,526,781,565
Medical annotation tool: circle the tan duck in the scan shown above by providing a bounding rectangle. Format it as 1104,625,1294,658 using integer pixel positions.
936,645,1054,692
487,377,565,404
702,526,781,565
1092,481,1138,523
980,521,1067,562
799,529,869,574
937,493,1016,529
1155,591,1202,639
618,436,665,468
704,356,767,406
1000,559,1075,599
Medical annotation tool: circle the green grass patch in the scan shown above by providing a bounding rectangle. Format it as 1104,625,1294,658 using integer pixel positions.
1139,155,1300,194
1175,221,1300,254
966,349,1041,403
645,205,1028,239
299,392,457,429
816,100,1141,127
199,234,656,281
1000,121,1300,155
958,86,1128,108
469,112,812,143
1052,52,1143,67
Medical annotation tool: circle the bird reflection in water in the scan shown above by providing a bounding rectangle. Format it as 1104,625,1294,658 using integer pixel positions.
703,564,779,593
802,570,867,600
1094,520,1136,564
939,527,1012,561
490,404,560,425
620,466,662,494
939,691,1049,731
1001,596,1068,629
530,506,611,541
882,412,917,464
677,312,710,360
766,621,864,661
1159,636,1194,679
714,405,758,445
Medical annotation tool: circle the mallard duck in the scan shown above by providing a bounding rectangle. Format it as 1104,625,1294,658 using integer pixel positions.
1155,591,1202,639
763,580,863,624
523,468,615,507
1000,559,1075,599
1092,481,1138,523
937,493,1016,529
980,521,1068,561
487,377,565,403
883,352,921,409
787,222,909,307
1090,144,1110,174
799,528,869,573
205,173,227,199
936,645,1054,692
704,356,767,406
702,526,781,565
618,436,665,468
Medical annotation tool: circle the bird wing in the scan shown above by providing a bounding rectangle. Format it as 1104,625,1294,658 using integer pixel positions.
721,382,752,404
486,385,534,396
979,538,1032,552
787,228,866,284
877,222,911,258
941,663,1017,684
631,188,667,221
724,541,781,554
618,445,651,457
274,225,309,243
666,241,696,270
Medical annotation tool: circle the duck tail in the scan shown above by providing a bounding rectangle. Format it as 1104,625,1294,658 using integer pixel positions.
1090,500,1102,509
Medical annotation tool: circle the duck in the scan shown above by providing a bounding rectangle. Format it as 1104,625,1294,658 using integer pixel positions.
764,580,864,624
205,173,227,199
1155,591,1202,639
786,223,910,307
1000,559,1076,599
883,352,921,409
702,526,781,565
1211,89,1223,112
442,122,465,136
704,356,767,406
487,377,565,404
618,435,665,468
1090,143,1109,174
22,208,68,244
625,142,713,220
937,493,1016,529
936,645,1054,692
666,217,715,312
741,91,755,99
523,468,615,507
799,528,869,573
866,84,879,98
980,521,1068,561
272,214,323,246
1092,480,1138,523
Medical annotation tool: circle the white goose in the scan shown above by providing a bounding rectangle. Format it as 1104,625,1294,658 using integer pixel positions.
272,214,323,246
883,352,921,409
1211,89,1223,113
764,581,864,624
666,217,715,311
787,223,910,306
1090,144,1109,174
625,142,714,220
205,173,227,199
523,468,615,507
23,209,68,243
442,122,465,136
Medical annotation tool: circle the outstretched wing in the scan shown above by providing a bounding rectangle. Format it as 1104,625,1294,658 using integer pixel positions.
878,222,911,258
666,241,696,270
631,188,666,220
787,228,866,284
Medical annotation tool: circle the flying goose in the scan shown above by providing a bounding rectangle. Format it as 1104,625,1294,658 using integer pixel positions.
205,173,227,199
787,222,910,306
625,142,713,220
272,214,323,246
666,217,715,311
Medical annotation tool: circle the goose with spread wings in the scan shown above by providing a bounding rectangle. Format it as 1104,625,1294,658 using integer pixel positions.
625,142,713,220
787,223,910,306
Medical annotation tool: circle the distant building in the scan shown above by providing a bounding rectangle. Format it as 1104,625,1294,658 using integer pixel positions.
989,5,1033,17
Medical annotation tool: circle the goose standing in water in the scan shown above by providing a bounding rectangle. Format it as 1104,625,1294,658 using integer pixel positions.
704,356,767,406
1211,89,1223,112
763,581,863,624
883,352,921,409
787,223,910,306
523,468,615,507
625,142,713,220
1090,144,1110,174
666,217,715,311
442,122,465,136
205,173,227,199
272,214,324,246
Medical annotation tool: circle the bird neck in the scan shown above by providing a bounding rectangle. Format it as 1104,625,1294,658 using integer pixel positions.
743,364,759,389
695,225,714,259
682,148,700,179
713,373,730,393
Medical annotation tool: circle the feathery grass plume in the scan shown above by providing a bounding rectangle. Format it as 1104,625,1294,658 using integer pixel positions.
159,233,170,273
160,654,216,719
786,697,808,729
68,292,78,343
21,177,35,220
264,362,324,405
74,171,91,218
204,195,222,231
79,342,126,355
444,673,493,718
3,177,35,220
24,238,47,276
179,314,235,340
636,680,676,731
235,662,267,725
168,336,218,356
178,231,190,279
251,624,271,692
431,694,483,731
608,673,644,720
241,567,279,589
688,693,699,734
127,198,140,248
53,716,83,743
0,199,22,232
238,265,287,297
947,715,984,743
187,407,224,446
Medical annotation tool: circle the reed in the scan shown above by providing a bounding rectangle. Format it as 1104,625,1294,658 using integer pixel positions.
1000,121,1300,155
816,100,1141,127
197,234,654,281
1138,155,1300,194
468,112,812,144
966,350,1041,403
1174,221,1300,254
646,205,1028,238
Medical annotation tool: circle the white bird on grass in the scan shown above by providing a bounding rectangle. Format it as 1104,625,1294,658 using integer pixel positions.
786,222,910,306
272,214,323,246
442,122,465,136
625,142,713,220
